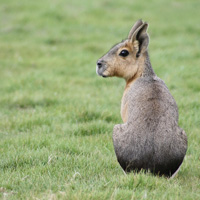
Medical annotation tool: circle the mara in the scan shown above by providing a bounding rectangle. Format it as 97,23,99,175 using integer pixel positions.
96,19,187,177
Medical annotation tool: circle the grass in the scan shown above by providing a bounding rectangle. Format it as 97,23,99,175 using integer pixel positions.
0,0,200,199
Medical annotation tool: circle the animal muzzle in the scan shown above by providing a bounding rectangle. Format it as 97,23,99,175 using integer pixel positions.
96,59,107,77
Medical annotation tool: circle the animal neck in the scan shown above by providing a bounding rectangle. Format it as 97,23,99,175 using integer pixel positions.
121,52,155,123
142,51,155,77
125,51,155,90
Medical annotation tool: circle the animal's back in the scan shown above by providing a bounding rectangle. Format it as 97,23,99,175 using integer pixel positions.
113,76,187,176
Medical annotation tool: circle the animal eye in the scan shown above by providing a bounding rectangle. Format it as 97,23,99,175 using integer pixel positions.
119,50,129,57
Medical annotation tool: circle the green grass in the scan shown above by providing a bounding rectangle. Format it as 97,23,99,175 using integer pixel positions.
0,0,200,199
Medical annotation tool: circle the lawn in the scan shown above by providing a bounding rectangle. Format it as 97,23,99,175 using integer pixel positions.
0,0,200,199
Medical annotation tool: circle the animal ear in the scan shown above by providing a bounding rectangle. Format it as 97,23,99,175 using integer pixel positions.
128,19,143,39
130,22,149,57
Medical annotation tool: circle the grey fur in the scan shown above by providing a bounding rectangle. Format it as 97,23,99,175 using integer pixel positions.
97,20,188,177
113,61,187,176
128,19,143,39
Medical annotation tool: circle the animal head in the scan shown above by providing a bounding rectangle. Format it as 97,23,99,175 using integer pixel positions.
96,19,150,81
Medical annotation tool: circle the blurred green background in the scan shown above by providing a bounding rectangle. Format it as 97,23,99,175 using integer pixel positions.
0,0,200,199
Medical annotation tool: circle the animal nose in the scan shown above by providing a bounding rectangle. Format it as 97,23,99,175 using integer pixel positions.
97,60,102,68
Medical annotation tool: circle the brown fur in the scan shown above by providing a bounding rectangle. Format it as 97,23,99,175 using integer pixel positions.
96,20,187,177
121,53,146,122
